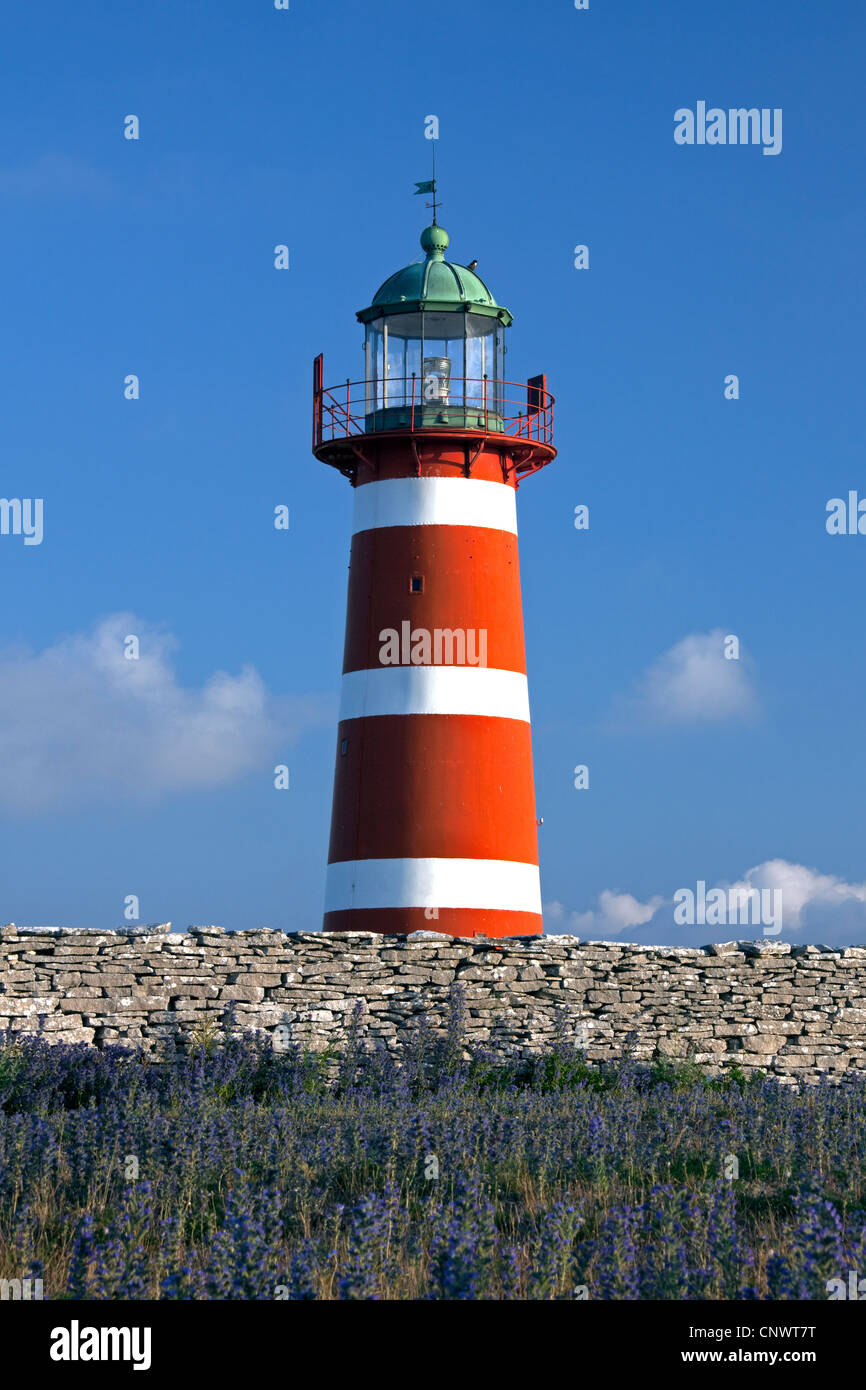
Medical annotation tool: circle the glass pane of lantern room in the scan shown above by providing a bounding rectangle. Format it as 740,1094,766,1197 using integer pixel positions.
421,311,465,408
367,317,383,407
365,319,385,409
492,322,505,412
384,312,422,406
465,314,499,408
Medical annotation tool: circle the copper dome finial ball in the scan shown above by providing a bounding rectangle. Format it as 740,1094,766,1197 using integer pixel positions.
420,224,450,257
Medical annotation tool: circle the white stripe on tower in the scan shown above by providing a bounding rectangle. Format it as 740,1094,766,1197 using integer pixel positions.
339,666,530,722
352,475,518,535
325,858,542,915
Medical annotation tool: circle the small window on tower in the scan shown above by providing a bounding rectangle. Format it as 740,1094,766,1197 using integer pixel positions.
340,739,349,756
409,574,424,594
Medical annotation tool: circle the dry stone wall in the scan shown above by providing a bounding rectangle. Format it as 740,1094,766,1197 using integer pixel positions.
2,925,866,1081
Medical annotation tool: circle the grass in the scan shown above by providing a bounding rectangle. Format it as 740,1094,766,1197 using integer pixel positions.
0,1027,864,1299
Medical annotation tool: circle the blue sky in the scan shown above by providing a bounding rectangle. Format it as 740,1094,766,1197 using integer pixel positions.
1,0,864,944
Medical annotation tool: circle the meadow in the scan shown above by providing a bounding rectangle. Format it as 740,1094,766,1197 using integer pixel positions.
1,999,864,1300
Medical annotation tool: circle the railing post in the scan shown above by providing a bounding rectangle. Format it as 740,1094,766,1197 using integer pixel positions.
411,372,416,431
345,378,350,434
312,353,323,448
483,374,488,431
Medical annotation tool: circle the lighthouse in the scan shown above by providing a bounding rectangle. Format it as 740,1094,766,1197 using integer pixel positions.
313,218,555,937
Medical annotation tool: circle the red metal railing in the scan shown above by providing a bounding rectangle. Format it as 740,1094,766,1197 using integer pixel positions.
312,370,555,450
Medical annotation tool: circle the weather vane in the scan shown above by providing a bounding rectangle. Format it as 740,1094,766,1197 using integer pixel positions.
414,144,441,224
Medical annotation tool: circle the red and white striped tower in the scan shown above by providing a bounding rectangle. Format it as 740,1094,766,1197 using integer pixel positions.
313,221,555,937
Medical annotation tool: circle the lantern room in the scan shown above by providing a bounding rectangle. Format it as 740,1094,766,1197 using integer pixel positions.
312,220,555,483
356,224,512,432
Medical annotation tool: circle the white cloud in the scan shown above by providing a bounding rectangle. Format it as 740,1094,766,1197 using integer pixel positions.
0,614,328,813
0,154,111,199
611,628,758,725
546,859,866,947
546,889,664,936
727,859,866,931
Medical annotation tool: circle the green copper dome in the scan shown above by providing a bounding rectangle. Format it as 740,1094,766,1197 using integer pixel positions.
356,226,513,326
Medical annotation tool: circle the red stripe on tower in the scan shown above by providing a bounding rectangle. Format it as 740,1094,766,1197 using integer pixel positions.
313,219,555,938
